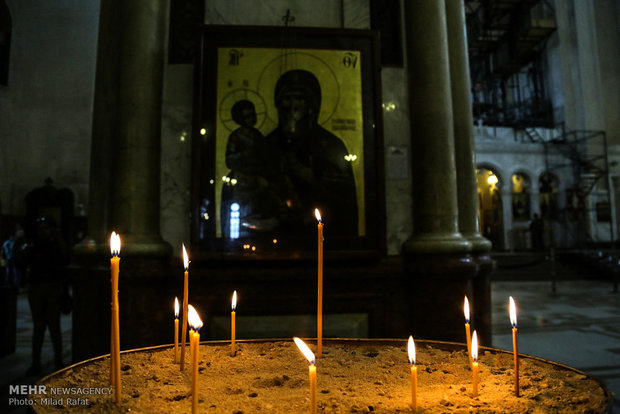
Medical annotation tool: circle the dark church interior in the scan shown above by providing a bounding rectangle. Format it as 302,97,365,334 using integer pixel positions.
1,0,619,412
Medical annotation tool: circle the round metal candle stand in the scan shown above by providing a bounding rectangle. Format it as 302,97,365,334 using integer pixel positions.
32,338,613,413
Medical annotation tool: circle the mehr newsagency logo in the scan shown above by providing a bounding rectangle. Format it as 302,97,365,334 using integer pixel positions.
8,384,112,407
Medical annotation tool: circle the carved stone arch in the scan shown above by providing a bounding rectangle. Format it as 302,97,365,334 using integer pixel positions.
475,163,504,249
476,162,505,189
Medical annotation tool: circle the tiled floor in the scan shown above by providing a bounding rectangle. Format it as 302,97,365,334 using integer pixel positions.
1,270,619,413
492,279,620,412
1,288,72,413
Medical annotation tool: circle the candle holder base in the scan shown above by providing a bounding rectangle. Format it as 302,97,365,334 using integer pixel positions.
32,339,613,414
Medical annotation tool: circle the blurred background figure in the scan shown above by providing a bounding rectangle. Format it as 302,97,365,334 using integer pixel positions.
1,224,26,287
24,217,68,375
530,213,544,251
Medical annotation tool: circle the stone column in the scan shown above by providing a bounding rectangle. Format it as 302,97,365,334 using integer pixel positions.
445,0,493,345
402,0,471,254
501,189,513,250
402,0,475,342
445,0,491,254
73,0,120,256
529,178,538,216
111,0,171,257
75,0,170,258
71,0,171,362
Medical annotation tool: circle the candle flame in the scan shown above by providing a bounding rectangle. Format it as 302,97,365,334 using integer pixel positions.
232,290,237,311
509,296,517,328
464,296,470,323
187,304,203,331
314,208,322,222
174,297,179,318
293,337,316,365
182,243,189,270
407,336,416,365
110,231,121,256
471,330,479,362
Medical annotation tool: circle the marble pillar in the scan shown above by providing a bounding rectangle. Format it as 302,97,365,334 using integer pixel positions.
73,0,119,256
71,0,172,362
402,0,476,342
75,0,171,257
403,0,470,255
111,0,171,257
501,190,513,251
445,0,491,254
445,0,493,345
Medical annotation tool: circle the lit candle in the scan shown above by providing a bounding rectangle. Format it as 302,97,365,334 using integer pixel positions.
471,330,479,398
315,209,323,358
109,232,121,404
231,290,237,357
510,296,519,397
174,297,179,363
408,335,417,410
189,326,195,369
188,305,203,414
294,337,317,414
109,232,117,387
464,296,472,368
180,244,190,371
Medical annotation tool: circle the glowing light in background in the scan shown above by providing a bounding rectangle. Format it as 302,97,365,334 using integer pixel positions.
221,175,237,186
382,102,397,111
230,203,240,239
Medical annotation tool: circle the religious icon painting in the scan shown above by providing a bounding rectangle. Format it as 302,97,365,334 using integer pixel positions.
192,26,385,259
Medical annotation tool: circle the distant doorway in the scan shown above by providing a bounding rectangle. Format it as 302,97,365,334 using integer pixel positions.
477,168,503,249
511,172,531,222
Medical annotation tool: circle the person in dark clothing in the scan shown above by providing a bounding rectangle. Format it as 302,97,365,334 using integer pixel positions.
1,225,26,286
25,217,67,375
1,233,15,285
265,69,358,235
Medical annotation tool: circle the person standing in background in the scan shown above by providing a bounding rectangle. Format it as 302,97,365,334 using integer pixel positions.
1,224,27,287
24,217,68,375
1,233,15,285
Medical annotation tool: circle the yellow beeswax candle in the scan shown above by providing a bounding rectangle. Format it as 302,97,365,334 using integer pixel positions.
315,209,323,358
188,305,203,414
180,244,190,371
109,232,121,404
408,336,417,410
510,296,519,397
174,297,179,363
294,337,317,414
231,290,237,356
471,330,479,398
464,296,472,368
